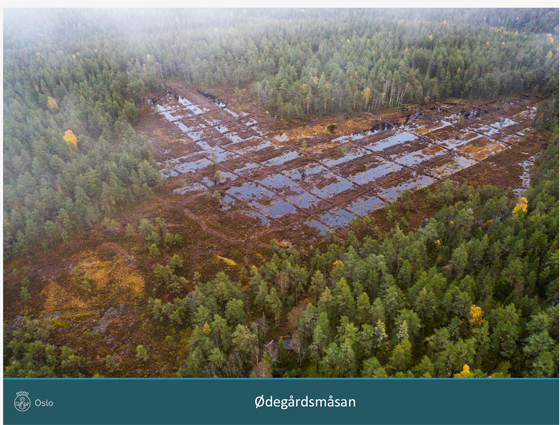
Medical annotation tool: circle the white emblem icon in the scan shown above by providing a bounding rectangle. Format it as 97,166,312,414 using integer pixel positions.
14,391,31,412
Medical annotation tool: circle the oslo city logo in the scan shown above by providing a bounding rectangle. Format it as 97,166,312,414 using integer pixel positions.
14,391,31,412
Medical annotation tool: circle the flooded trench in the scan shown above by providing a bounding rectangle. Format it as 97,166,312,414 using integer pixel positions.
151,90,537,234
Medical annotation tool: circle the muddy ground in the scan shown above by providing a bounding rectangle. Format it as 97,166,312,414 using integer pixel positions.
3,85,544,377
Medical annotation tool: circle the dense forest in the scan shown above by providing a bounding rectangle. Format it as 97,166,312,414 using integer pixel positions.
3,9,559,260
3,9,559,378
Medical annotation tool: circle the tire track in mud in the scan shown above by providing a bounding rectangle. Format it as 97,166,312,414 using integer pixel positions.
177,203,271,250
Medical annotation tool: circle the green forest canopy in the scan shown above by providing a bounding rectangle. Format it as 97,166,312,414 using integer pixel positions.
3,9,559,378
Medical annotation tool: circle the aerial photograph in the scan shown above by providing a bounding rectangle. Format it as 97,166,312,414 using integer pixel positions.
3,8,559,379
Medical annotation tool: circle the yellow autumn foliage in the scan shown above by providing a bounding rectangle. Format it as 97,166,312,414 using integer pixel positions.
47,96,58,110
273,239,292,248
454,364,470,378
63,130,78,149
469,304,484,328
216,255,236,266
513,197,528,214
333,260,345,267
202,323,212,334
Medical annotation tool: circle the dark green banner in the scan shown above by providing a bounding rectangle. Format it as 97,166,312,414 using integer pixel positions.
4,378,559,425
